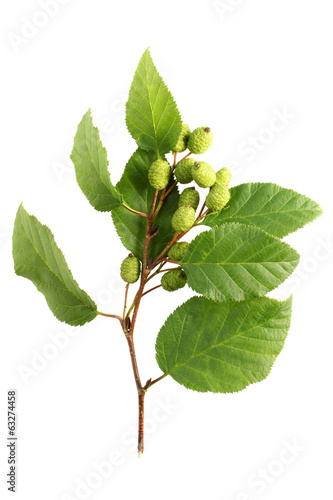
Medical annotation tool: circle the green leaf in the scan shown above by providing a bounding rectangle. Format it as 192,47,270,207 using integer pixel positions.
203,183,323,238
12,205,97,326
71,109,122,212
112,148,179,260
155,296,292,393
181,224,300,302
126,49,182,156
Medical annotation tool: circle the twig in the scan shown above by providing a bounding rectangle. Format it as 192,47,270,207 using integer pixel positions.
123,204,149,219
123,283,130,321
142,284,162,297
162,181,178,201
97,311,123,324
146,374,167,389
150,190,159,218
153,232,179,266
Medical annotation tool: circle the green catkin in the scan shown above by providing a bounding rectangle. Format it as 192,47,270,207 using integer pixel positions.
173,124,191,153
174,158,196,184
171,206,196,232
120,254,140,283
192,161,216,188
215,167,232,186
205,185,231,212
148,159,170,190
188,126,213,154
179,187,200,210
161,269,188,292
168,242,189,261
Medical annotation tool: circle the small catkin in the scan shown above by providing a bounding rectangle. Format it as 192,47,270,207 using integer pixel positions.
148,159,170,190
168,242,189,261
187,126,213,154
120,255,140,283
192,161,216,188
171,206,196,232
161,269,188,292
205,185,230,212
174,158,196,184
173,124,191,153
215,167,232,186
179,187,200,210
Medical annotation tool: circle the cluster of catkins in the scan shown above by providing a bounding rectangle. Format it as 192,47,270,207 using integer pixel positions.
120,125,232,292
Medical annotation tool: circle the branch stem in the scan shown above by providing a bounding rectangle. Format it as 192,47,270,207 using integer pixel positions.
97,311,123,323
142,284,162,297
147,373,167,389
123,283,130,320
123,204,149,219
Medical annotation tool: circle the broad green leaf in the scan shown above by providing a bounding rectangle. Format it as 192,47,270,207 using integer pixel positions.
126,49,182,156
155,296,292,393
71,110,122,211
181,224,299,302
203,183,322,238
13,205,97,326
112,148,179,260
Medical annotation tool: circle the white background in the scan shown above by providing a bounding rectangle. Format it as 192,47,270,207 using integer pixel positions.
1,1,333,499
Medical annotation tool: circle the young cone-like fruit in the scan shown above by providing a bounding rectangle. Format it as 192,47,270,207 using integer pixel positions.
205,185,230,212
171,206,196,232
174,158,196,184
215,167,232,186
120,254,140,283
168,242,189,261
192,161,216,188
161,269,187,292
179,187,200,210
148,159,170,190
173,124,191,153
188,126,213,154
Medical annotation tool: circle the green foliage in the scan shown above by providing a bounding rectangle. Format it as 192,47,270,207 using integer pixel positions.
112,148,179,260
181,224,300,302
126,49,182,156
155,296,292,393
71,109,122,212
13,205,97,326
203,183,322,238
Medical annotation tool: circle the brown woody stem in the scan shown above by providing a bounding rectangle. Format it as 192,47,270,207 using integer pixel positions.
147,373,167,389
141,284,162,297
